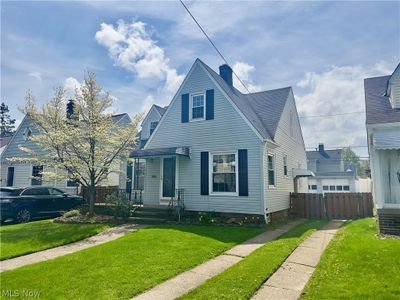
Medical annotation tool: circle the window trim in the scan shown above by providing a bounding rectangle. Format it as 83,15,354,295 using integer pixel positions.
267,153,276,188
189,92,206,122
23,127,32,141
31,165,43,186
149,121,158,136
209,151,239,196
283,154,288,177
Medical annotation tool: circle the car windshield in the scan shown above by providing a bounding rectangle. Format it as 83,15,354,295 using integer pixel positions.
0,189,22,197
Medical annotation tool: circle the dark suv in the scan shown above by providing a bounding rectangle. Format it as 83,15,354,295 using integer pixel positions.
0,187,85,224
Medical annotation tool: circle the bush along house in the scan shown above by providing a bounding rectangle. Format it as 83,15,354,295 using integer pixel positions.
365,63,400,235
131,58,311,223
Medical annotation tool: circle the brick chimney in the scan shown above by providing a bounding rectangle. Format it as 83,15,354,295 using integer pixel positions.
219,64,233,87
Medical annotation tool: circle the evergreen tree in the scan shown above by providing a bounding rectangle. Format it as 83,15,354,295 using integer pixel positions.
0,102,16,137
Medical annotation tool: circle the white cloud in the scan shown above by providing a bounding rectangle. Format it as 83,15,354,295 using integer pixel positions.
232,62,263,93
64,77,81,99
28,71,42,81
141,95,155,113
95,20,184,94
295,62,392,156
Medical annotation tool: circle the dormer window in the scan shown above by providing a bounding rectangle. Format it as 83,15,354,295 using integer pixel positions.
150,121,158,135
190,93,205,121
23,127,32,141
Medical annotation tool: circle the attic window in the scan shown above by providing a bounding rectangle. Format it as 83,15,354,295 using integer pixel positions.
190,93,205,120
23,127,32,141
150,121,158,135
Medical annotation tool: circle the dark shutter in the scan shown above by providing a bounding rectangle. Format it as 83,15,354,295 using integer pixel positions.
206,89,214,120
200,152,209,195
126,162,133,192
181,93,189,123
238,149,248,196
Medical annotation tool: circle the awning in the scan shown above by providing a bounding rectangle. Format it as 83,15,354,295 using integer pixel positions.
373,130,400,150
130,147,191,158
292,169,315,178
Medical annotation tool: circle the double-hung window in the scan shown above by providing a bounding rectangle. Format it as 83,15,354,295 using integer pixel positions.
191,93,205,120
268,154,275,187
211,153,237,194
31,165,43,186
150,121,158,135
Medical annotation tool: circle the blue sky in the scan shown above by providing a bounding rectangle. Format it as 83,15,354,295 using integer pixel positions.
1,1,399,156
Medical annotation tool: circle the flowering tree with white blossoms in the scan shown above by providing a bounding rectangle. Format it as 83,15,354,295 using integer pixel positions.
12,72,142,216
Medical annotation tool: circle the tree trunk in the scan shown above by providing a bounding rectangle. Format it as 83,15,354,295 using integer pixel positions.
88,184,96,217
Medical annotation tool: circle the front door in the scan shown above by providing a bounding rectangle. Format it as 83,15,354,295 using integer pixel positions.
162,157,176,198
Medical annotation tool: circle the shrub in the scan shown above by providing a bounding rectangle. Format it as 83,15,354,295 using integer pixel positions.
63,209,81,218
105,192,133,219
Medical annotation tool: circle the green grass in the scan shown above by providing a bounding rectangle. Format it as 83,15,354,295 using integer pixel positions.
179,220,328,300
0,220,110,260
301,218,400,300
0,225,263,299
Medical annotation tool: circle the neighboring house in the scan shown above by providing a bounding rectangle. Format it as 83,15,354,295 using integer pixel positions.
0,136,12,185
306,144,358,193
140,104,168,148
0,112,132,193
365,63,400,235
131,58,310,221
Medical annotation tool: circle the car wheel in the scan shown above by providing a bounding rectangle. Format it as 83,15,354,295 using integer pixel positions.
15,207,32,223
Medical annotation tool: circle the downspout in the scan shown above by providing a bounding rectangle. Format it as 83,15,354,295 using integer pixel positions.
260,140,269,224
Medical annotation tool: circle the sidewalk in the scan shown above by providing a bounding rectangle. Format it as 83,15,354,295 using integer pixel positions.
251,220,344,300
0,224,143,272
132,220,304,300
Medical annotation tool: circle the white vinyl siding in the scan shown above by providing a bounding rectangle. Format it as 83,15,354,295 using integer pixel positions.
263,91,308,213
141,107,162,141
145,62,263,214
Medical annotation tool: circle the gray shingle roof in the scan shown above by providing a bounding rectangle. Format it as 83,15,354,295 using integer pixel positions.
154,105,168,116
198,59,291,140
364,75,400,124
306,149,342,160
112,113,129,124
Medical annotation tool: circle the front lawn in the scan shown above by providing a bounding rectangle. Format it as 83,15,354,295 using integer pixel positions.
302,218,400,299
0,220,110,260
1,225,263,299
179,220,327,300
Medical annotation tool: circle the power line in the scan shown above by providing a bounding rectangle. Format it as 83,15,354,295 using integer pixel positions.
299,111,365,119
180,0,368,153
179,0,251,94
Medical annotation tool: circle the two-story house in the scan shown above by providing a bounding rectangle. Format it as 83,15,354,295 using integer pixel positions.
0,111,132,194
131,58,310,221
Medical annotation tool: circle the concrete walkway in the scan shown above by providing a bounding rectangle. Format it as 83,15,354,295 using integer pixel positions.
251,220,344,300
0,224,143,272
132,220,304,300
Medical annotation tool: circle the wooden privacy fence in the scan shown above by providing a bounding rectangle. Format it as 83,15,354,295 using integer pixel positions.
290,193,374,219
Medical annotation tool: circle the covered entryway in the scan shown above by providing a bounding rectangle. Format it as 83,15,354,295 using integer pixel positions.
130,146,190,207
